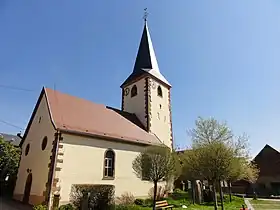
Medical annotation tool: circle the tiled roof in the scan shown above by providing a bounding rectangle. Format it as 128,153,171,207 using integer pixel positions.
44,88,161,145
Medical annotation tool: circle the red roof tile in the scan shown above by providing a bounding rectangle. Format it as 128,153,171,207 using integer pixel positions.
44,88,161,145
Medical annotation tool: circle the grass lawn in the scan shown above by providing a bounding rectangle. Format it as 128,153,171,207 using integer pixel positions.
129,192,246,210
165,197,245,210
136,202,245,210
250,199,280,210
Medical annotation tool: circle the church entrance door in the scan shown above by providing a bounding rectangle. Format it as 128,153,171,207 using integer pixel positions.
23,173,32,204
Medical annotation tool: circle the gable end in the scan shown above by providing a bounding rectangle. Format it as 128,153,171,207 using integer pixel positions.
19,87,56,147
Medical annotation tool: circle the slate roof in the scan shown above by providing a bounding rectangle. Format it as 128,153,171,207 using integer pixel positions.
21,88,162,147
121,21,170,87
0,133,21,146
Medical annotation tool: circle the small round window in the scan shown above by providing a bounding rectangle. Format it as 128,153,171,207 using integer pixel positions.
41,136,48,150
25,144,30,156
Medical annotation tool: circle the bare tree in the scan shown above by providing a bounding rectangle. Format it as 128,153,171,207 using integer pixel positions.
132,145,178,210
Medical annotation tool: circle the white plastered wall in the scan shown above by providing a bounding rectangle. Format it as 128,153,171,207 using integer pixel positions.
14,94,55,204
122,78,146,128
149,79,172,149
58,134,165,204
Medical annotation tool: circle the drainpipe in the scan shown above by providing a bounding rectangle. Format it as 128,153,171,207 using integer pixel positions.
47,131,60,210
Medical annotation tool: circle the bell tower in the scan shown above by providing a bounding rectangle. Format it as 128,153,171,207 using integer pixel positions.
120,17,173,149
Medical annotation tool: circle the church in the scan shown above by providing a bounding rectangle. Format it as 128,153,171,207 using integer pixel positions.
13,19,173,207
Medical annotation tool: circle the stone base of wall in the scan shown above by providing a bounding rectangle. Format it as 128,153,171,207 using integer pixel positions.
59,200,70,206
13,194,45,206
13,194,23,202
29,195,45,205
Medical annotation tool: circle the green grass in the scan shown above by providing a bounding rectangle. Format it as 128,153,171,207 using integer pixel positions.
131,193,245,210
250,199,280,210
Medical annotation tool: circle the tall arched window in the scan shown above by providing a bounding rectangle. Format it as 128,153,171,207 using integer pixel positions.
104,149,115,178
131,85,137,97
157,86,163,97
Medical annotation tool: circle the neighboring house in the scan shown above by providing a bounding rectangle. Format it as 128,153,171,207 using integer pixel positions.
231,144,280,196
13,20,173,207
253,144,280,196
0,133,22,147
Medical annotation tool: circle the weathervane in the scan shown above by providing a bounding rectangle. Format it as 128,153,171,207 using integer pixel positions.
143,8,148,22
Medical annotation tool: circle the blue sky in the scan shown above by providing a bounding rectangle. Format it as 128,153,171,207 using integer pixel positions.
1,1,280,157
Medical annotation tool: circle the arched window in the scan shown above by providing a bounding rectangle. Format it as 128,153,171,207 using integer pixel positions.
104,149,115,178
157,86,163,97
131,85,137,97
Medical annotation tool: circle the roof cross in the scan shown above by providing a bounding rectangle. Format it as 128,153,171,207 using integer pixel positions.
143,8,148,22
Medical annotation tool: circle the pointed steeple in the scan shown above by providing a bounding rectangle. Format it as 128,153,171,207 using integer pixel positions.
121,20,170,87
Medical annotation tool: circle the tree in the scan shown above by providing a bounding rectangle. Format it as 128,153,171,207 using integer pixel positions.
189,117,233,148
132,145,178,210
227,157,259,202
197,142,235,210
184,117,258,210
179,149,203,204
0,136,21,196
0,137,21,180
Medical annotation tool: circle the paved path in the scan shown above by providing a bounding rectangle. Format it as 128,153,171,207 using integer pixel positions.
0,198,32,210
245,198,280,210
244,198,255,210
257,198,280,201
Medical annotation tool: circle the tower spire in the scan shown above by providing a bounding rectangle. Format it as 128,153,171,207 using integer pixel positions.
121,11,170,87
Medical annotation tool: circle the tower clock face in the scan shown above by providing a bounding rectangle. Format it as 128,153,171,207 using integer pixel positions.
124,88,130,96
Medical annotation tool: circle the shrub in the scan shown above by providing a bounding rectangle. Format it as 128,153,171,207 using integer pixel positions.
134,198,144,206
33,205,47,210
70,184,115,210
58,203,75,210
148,185,165,200
116,192,135,205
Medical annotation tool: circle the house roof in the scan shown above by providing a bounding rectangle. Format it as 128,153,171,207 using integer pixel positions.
121,21,170,88
253,144,280,176
20,87,162,147
0,133,21,146
253,144,280,160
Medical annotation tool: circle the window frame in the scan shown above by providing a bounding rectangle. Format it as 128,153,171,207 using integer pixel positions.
25,143,30,156
131,85,138,97
41,136,48,151
157,86,163,97
103,149,115,179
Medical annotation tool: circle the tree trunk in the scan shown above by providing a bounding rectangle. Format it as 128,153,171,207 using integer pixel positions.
213,182,218,210
228,180,232,202
195,181,202,204
219,181,224,210
191,180,196,204
153,181,158,210
200,180,204,203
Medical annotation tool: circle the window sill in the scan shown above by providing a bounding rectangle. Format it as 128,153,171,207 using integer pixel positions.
102,177,115,180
